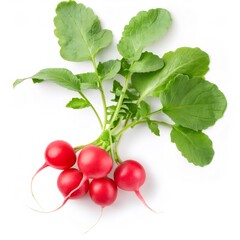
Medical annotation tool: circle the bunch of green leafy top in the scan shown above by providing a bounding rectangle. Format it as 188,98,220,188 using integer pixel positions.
14,0,227,167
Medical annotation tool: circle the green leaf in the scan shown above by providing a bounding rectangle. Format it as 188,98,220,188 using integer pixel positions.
111,80,123,102
97,60,121,81
13,79,26,87
170,125,214,166
119,58,131,77
112,80,123,93
111,117,121,129
76,72,99,90
100,130,110,142
54,1,113,62
125,89,139,101
107,105,117,114
146,119,160,136
126,103,138,116
160,74,227,131
129,52,164,73
139,101,151,117
14,68,81,91
66,97,90,109
118,8,172,61
32,79,44,84
132,47,210,100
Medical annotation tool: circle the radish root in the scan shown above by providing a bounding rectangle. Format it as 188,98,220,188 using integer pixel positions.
134,190,162,214
82,207,104,234
30,162,48,210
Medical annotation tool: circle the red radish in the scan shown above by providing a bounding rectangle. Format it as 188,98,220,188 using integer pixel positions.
114,160,156,212
31,140,76,180
83,177,117,233
30,140,76,207
40,145,113,212
44,140,76,169
77,145,113,179
89,177,118,207
57,168,89,199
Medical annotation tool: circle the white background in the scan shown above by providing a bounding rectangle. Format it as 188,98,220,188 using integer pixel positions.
0,0,239,239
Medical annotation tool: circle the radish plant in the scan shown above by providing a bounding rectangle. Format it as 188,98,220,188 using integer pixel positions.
14,0,227,214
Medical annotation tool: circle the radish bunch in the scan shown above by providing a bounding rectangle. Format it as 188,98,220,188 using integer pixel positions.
31,140,153,213
14,0,227,230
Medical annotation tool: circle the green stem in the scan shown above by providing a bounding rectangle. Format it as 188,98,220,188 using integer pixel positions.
124,114,131,127
73,138,98,152
115,119,172,137
91,57,107,129
109,73,131,127
79,91,103,129
99,84,107,129
107,129,115,162
113,137,123,164
151,120,173,127
115,120,141,137
149,108,163,116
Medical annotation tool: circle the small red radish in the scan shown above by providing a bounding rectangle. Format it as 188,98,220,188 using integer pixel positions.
89,177,118,207
44,140,76,169
57,168,89,199
114,160,156,212
30,140,76,206
41,145,113,212
31,140,76,180
83,177,117,233
77,145,113,179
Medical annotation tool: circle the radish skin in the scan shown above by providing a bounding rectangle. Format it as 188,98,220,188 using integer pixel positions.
114,160,157,213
